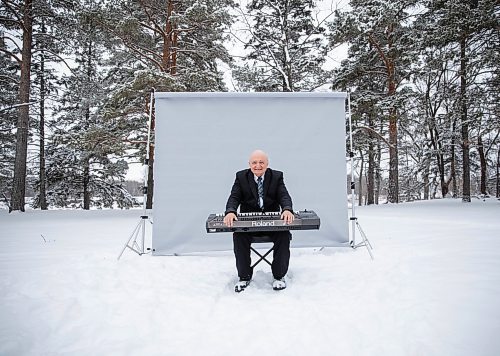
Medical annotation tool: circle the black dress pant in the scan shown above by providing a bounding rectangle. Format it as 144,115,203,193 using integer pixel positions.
233,230,291,281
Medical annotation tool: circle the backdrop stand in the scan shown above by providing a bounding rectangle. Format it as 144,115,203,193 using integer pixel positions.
118,88,155,260
347,91,374,260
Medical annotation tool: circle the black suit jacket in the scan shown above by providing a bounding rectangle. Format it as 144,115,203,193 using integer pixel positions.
225,168,293,215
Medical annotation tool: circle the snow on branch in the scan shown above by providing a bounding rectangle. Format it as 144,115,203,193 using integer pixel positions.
352,125,395,149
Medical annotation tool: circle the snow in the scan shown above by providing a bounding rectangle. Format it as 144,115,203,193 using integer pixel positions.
1,198,500,356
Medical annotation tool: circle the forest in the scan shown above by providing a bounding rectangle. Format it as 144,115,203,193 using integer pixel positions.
1,0,499,211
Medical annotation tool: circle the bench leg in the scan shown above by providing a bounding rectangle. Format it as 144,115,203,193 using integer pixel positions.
250,246,274,268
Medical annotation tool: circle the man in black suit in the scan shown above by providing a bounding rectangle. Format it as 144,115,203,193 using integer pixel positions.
224,150,294,292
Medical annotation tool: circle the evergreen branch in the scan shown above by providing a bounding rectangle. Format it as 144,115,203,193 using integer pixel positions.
138,20,165,37
98,20,165,71
123,138,149,145
263,0,281,16
0,43,21,63
0,0,23,25
123,43,164,70
352,126,395,149
31,48,75,74
3,35,22,52
0,74,19,84
1,192,10,211
0,101,37,113
366,32,391,78
484,130,500,155
234,5,290,89
32,31,63,44
289,4,336,63
137,1,166,37
0,15,20,26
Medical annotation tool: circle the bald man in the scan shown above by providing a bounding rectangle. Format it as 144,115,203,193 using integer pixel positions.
224,150,294,292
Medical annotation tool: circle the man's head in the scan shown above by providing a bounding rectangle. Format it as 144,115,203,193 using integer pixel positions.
249,150,269,177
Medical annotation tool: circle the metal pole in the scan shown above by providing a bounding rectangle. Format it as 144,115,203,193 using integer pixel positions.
117,88,155,260
139,87,155,253
141,88,155,213
145,88,154,167
347,91,356,246
346,91,374,259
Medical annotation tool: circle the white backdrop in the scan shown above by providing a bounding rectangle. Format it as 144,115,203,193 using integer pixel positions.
152,92,348,255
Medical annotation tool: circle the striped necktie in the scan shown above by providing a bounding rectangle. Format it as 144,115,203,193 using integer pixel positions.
257,177,263,208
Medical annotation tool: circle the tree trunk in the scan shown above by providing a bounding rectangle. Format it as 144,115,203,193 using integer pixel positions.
367,111,375,205
281,1,292,91
358,149,364,206
428,115,449,197
163,0,177,74
496,144,500,198
82,36,93,211
431,175,437,199
387,53,398,203
367,28,398,203
39,21,47,210
367,141,375,205
83,161,90,210
10,0,34,212
423,157,430,200
375,120,383,204
388,106,398,203
386,38,398,203
460,34,471,202
146,153,154,209
405,147,411,201
451,115,458,197
478,135,487,195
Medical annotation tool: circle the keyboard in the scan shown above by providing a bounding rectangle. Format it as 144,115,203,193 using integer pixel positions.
205,210,320,233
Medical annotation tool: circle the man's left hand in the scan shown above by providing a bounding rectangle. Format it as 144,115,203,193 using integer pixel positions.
281,210,295,224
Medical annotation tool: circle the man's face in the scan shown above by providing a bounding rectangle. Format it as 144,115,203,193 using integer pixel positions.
249,153,268,177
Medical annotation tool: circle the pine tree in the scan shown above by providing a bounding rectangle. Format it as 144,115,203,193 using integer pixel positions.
233,0,329,92
1,0,76,211
418,0,499,202
330,0,419,203
0,33,19,206
411,45,460,198
1,0,34,211
30,0,75,209
419,0,499,202
102,0,234,88
43,0,135,209
100,0,235,207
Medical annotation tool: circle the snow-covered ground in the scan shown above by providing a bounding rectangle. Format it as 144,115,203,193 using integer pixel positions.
1,198,499,356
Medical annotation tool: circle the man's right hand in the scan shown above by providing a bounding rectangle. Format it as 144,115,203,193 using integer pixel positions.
223,212,237,227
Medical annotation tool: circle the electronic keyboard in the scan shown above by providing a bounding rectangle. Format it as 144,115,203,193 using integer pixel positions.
205,210,320,233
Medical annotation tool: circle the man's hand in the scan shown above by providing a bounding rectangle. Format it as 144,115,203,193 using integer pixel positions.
223,212,237,227
281,210,295,224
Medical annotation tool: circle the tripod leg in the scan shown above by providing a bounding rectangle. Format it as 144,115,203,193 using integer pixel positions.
140,215,146,254
117,219,142,260
357,222,373,250
356,222,374,260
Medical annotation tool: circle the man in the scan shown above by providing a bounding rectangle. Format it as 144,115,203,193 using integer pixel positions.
224,150,294,292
